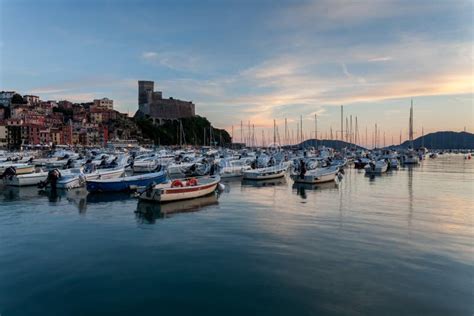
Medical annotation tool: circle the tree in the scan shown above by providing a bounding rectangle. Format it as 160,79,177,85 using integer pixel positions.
11,94,27,105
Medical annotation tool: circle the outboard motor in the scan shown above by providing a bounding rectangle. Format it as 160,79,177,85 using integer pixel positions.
0,166,17,180
39,169,61,190
209,162,217,176
65,158,74,169
299,159,306,179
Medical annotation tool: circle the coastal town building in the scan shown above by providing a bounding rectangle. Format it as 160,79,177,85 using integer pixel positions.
137,80,195,123
93,97,114,110
0,91,16,107
0,90,134,149
23,95,40,106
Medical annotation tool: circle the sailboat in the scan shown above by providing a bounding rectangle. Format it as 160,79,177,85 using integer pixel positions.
402,100,420,165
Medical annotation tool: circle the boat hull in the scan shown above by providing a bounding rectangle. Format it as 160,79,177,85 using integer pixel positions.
243,167,287,180
4,172,48,186
87,172,166,193
139,176,220,203
291,170,338,184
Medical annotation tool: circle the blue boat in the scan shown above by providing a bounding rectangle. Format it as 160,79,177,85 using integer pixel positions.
86,171,167,193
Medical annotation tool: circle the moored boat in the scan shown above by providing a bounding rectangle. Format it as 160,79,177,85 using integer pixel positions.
86,170,167,193
3,171,49,186
242,164,287,180
364,160,388,175
138,175,220,203
0,163,35,175
291,165,340,184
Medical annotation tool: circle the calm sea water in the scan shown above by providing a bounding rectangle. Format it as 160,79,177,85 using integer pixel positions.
0,154,472,315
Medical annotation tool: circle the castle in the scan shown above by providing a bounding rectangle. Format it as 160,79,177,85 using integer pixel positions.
137,80,195,123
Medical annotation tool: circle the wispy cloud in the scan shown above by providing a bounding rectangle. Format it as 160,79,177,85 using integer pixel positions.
140,51,201,72
368,56,393,62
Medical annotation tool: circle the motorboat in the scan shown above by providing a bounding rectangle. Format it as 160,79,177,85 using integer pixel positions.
364,160,388,175
0,163,35,175
86,170,167,193
291,165,341,184
242,164,287,180
138,175,220,203
3,171,48,186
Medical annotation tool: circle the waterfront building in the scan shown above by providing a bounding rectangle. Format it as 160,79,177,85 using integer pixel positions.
0,123,7,148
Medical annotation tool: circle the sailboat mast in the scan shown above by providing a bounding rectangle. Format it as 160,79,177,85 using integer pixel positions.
340,105,343,141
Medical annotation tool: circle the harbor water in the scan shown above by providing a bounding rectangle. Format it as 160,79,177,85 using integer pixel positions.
0,154,472,315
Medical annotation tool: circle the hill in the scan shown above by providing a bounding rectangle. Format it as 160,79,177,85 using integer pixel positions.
396,131,474,150
135,115,231,146
292,139,366,150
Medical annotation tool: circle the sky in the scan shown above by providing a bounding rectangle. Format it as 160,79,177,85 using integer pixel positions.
0,0,473,147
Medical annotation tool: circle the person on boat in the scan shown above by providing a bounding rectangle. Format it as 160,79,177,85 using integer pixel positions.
299,159,306,179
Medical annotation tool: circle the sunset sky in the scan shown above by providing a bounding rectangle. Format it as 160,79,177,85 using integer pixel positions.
1,0,472,146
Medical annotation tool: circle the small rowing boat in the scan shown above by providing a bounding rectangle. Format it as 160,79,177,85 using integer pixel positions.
138,175,220,203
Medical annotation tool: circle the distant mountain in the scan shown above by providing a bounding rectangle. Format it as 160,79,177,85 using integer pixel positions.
291,139,365,150
395,131,474,150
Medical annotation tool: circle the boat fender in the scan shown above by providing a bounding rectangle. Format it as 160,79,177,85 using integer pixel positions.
217,183,225,191
186,178,198,186
171,179,184,187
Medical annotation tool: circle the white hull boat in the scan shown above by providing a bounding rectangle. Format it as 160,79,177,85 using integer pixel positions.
4,171,49,186
291,166,340,184
57,167,125,189
365,160,388,175
243,165,287,180
139,175,220,203
0,164,35,175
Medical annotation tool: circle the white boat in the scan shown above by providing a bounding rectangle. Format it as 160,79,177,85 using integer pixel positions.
167,162,196,174
402,152,420,165
57,167,125,189
0,163,35,175
139,175,220,203
291,165,340,184
242,164,287,180
364,160,388,174
389,158,399,169
3,171,49,186
132,159,160,173
218,159,252,178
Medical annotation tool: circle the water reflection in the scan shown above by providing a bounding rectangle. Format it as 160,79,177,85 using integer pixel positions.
0,185,40,202
407,165,414,227
292,182,339,199
241,177,287,188
135,193,219,224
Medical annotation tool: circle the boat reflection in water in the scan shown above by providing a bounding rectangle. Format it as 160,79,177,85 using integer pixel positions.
1,185,42,202
135,192,219,224
86,191,135,204
241,177,287,188
292,181,339,199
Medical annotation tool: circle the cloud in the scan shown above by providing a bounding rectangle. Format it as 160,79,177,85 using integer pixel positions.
142,51,158,59
368,56,393,62
140,50,201,72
